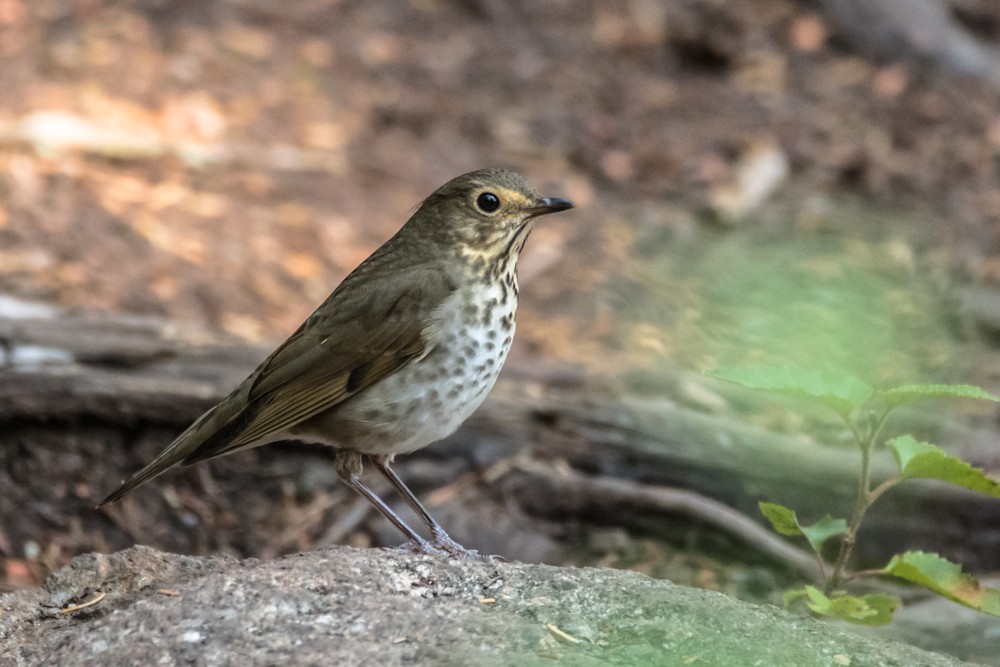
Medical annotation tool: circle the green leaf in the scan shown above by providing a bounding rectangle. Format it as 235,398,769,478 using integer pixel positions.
851,594,900,626
800,516,849,555
801,586,898,626
883,551,1000,615
782,587,809,608
759,502,847,554
709,366,873,417
759,502,802,537
888,435,1000,500
881,384,1000,408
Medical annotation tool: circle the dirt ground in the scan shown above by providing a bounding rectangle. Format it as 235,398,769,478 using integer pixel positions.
3,0,1000,652
4,1,1000,342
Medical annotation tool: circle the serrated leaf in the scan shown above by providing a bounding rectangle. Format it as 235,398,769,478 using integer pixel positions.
759,502,846,554
883,551,1000,615
881,384,999,408
888,436,1000,500
709,366,872,417
801,586,898,626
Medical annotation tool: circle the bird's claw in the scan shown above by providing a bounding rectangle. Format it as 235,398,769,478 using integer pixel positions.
430,531,496,563
384,538,449,558
382,533,497,562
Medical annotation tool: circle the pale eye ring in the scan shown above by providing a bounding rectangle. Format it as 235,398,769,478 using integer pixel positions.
476,192,500,213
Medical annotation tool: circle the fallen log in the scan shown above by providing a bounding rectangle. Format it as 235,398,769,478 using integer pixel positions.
1,303,998,575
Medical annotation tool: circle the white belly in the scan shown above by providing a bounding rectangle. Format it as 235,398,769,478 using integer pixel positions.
305,280,517,455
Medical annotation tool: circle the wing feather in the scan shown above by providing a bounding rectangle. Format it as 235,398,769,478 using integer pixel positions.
181,266,454,460
98,263,457,504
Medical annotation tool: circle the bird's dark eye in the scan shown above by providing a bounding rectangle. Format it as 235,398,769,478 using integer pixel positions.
476,192,500,213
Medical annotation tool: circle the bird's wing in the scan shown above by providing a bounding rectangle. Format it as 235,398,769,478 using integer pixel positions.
99,264,457,505
213,295,432,450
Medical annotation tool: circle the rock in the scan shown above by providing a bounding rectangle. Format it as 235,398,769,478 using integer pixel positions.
0,546,972,666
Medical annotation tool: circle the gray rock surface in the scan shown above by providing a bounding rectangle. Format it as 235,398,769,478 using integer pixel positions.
0,546,976,666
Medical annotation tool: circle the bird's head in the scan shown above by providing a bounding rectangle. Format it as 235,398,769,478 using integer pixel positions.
411,168,573,263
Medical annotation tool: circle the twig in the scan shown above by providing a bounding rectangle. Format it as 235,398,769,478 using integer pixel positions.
867,477,902,506
546,623,582,644
424,470,482,507
316,496,373,547
504,457,824,581
59,591,106,614
265,491,340,554
422,457,518,507
828,409,890,591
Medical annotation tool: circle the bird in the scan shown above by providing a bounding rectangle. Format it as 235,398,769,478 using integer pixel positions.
99,167,574,558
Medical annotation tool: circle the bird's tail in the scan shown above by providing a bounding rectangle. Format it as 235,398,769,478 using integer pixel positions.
97,387,247,507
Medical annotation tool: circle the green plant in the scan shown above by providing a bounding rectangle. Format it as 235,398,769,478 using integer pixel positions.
709,366,1000,626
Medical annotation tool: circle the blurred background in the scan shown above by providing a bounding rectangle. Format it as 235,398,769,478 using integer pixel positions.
2,0,1000,661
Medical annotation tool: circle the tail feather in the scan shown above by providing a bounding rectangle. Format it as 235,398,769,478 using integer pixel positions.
97,389,248,507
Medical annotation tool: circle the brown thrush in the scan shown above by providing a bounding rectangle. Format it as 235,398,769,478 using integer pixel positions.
99,168,573,557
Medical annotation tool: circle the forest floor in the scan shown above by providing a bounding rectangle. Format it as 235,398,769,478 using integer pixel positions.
3,0,1000,661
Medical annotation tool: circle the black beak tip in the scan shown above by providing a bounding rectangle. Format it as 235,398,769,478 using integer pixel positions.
542,197,574,213
528,197,574,217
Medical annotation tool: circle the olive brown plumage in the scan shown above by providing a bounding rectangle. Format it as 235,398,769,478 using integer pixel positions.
99,168,573,557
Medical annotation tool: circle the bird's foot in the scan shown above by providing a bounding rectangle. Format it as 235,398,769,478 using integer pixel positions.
430,530,496,563
385,538,449,558
383,533,497,562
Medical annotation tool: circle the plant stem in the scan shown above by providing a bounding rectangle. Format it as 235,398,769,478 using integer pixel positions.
868,477,902,506
842,568,887,582
826,409,890,593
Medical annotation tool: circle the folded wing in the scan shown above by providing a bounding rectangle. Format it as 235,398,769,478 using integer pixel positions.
99,264,457,506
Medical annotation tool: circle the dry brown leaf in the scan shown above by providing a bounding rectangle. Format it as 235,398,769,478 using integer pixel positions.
790,14,826,53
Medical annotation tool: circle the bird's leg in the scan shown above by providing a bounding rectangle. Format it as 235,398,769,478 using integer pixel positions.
369,454,488,561
334,450,441,556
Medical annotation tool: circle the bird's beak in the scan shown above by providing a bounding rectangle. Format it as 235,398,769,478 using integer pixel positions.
524,197,574,218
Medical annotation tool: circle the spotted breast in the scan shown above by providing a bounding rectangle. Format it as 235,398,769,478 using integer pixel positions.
290,271,518,457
